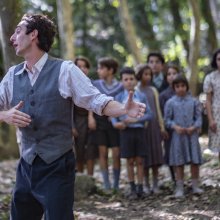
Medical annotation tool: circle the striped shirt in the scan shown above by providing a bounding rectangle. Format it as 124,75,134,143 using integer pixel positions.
0,53,112,115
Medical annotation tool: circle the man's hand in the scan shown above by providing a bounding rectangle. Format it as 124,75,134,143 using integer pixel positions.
1,101,31,127
125,91,146,118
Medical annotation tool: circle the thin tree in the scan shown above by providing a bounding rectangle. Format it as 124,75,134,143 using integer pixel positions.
56,0,75,60
0,0,22,71
200,0,218,55
118,0,142,64
169,0,189,58
188,0,201,96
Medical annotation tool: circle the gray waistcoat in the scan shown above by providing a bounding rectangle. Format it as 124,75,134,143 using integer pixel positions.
11,58,73,165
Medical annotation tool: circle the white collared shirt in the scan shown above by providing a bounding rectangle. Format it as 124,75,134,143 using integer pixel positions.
0,53,112,115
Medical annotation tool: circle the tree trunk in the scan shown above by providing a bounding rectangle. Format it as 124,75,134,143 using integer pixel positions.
56,0,75,60
131,1,160,51
0,0,22,71
169,0,189,58
118,0,142,64
188,0,201,96
0,0,22,159
200,0,218,55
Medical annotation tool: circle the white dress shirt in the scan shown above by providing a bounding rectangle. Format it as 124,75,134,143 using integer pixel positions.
0,53,113,115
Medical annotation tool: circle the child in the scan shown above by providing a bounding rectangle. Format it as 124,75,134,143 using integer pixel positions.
159,64,179,184
164,75,203,198
73,56,98,176
136,64,165,194
147,52,168,93
203,48,220,163
111,67,152,199
92,57,123,190
159,64,179,112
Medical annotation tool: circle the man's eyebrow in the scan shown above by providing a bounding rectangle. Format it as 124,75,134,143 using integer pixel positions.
15,25,21,29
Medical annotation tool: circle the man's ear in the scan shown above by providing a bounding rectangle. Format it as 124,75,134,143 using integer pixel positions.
30,29,38,41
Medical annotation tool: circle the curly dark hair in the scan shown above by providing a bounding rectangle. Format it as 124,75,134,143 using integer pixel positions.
22,14,56,52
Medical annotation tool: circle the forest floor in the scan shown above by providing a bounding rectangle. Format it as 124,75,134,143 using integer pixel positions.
0,136,220,220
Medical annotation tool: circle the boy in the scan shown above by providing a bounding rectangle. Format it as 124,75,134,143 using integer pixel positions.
111,67,152,199
147,52,168,93
92,57,123,190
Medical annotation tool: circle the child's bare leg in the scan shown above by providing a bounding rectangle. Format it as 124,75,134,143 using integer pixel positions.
87,159,95,176
144,167,151,195
136,157,145,197
112,147,120,190
127,158,137,199
136,157,144,184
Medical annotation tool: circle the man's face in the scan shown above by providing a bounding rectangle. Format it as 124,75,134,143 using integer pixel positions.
10,20,32,57
121,73,136,91
147,56,163,75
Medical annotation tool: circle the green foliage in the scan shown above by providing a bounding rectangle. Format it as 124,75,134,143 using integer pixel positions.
0,194,11,220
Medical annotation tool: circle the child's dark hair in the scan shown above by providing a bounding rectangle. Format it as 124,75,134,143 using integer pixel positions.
146,52,165,64
172,74,189,91
74,56,91,69
98,57,118,74
211,48,220,69
120,67,135,79
165,63,180,79
135,64,153,81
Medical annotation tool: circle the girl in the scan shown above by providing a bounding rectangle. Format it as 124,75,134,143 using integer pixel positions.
136,64,165,195
165,75,203,198
159,64,179,184
159,64,179,112
203,48,220,163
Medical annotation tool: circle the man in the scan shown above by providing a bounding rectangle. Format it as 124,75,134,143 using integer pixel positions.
0,14,146,220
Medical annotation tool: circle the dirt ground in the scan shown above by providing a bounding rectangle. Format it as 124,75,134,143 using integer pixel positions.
0,136,220,220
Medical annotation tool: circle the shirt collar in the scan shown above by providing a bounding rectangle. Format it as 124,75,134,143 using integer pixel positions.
15,53,48,75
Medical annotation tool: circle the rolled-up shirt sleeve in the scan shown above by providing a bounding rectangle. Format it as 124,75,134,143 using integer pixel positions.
59,60,113,115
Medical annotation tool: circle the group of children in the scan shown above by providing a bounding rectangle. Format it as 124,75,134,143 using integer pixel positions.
72,49,220,199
